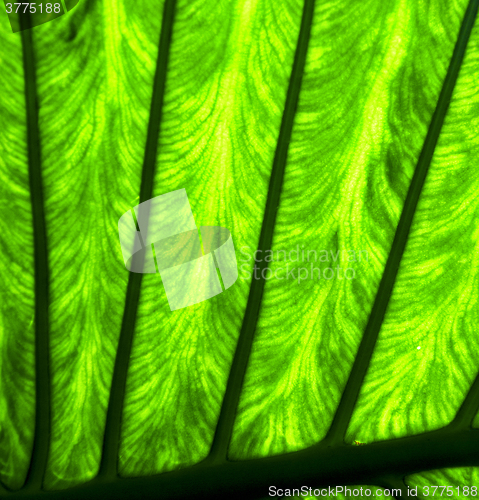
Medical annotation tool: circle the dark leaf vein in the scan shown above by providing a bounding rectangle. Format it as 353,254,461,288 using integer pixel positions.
20,12,51,492
97,0,177,479
205,0,316,464
320,0,479,448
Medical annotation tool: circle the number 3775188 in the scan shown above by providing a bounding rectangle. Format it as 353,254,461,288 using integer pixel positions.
2,0,80,32
6,3,61,13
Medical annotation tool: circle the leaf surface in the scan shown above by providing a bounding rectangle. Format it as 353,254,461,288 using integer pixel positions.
0,0,478,498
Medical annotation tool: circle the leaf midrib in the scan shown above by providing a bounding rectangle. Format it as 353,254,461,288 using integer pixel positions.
7,428,479,500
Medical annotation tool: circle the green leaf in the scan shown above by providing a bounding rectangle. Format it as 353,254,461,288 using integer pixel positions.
0,0,479,499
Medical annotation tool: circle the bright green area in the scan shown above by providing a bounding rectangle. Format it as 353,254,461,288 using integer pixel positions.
0,7,35,490
230,0,476,458
346,14,479,446
0,0,478,494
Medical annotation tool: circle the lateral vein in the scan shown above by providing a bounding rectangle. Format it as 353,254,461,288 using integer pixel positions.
321,0,479,447
205,0,316,464
97,0,178,479
20,13,51,492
